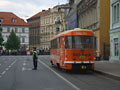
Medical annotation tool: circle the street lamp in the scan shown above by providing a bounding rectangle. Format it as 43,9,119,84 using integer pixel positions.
55,17,61,34
57,5,72,32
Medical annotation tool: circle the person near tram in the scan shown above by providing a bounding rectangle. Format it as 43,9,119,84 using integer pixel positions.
32,47,38,70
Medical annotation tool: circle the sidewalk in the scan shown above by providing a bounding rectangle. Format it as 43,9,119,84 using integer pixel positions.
94,61,120,81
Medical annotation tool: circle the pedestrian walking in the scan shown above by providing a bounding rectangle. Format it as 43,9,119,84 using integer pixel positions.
32,47,38,70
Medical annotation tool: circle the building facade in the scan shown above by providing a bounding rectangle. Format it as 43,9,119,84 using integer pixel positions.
77,0,110,60
27,10,49,49
0,12,29,49
40,9,51,50
66,0,79,30
40,5,65,50
110,0,120,62
27,12,41,49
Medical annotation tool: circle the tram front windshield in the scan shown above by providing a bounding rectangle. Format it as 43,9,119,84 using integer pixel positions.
65,36,94,49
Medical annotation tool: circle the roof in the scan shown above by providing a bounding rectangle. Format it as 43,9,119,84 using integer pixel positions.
51,29,94,40
28,9,50,20
0,12,28,26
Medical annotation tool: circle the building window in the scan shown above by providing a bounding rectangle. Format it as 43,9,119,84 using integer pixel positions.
117,4,119,21
113,2,120,23
15,27,18,33
22,28,25,33
114,38,119,56
7,27,10,33
0,18,3,22
12,18,17,23
6,35,8,39
22,37,25,43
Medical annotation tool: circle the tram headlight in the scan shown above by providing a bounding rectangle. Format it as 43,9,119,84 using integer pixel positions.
65,57,68,61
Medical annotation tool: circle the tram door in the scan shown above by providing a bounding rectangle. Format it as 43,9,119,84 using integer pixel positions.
60,36,65,67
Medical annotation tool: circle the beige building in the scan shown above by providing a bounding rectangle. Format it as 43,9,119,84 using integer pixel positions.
40,5,65,50
77,0,110,59
77,0,100,30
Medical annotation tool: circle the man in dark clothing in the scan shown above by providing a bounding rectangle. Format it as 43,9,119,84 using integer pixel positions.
32,47,38,70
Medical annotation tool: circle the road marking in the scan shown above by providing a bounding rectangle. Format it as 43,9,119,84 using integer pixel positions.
11,60,16,66
22,67,31,71
9,65,11,68
1,71,6,75
0,64,1,66
23,60,30,66
23,63,26,66
0,60,17,78
22,67,26,71
38,60,81,90
22,60,31,71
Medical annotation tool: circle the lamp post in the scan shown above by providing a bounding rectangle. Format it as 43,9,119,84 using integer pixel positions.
57,5,72,33
55,17,61,34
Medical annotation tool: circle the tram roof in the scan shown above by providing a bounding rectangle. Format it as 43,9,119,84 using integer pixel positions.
51,29,94,40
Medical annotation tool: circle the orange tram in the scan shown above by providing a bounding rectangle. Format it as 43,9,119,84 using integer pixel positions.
50,29,96,71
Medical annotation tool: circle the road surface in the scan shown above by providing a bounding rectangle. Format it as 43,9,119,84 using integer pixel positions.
0,56,120,90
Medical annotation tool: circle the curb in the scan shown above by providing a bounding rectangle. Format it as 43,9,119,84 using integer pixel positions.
94,70,120,81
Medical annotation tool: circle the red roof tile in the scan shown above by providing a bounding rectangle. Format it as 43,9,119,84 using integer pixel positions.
28,9,50,20
0,12,29,26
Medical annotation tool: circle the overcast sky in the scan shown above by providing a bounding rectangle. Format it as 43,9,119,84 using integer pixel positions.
0,0,68,20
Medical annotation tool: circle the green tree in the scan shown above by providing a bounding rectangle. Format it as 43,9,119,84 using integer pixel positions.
5,29,20,50
0,27,4,46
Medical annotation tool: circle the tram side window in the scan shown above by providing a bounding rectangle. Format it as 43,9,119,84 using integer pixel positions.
51,39,55,49
51,38,59,49
53,39,57,49
57,38,60,48
65,36,72,49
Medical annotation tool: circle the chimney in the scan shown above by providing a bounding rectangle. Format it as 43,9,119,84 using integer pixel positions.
42,10,45,12
48,8,51,10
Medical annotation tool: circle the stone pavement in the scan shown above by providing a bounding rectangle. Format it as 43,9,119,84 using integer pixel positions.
95,61,120,81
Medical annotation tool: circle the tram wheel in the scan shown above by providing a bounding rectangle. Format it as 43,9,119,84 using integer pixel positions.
57,63,60,69
50,61,54,66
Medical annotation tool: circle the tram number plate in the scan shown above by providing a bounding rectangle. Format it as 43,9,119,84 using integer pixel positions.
81,65,87,69
80,56,85,59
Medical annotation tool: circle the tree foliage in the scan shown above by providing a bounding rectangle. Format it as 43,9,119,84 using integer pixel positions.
0,27,4,46
5,30,20,50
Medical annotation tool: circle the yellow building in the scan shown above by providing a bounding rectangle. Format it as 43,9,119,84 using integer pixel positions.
77,0,110,59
